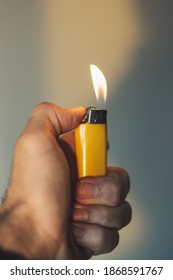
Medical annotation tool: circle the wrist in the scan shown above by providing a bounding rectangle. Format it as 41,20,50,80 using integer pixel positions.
0,201,56,259
0,199,77,259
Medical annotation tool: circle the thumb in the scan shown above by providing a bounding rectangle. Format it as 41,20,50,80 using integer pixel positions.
26,102,86,136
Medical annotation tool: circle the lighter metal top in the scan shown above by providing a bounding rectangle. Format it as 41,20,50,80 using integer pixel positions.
85,107,107,124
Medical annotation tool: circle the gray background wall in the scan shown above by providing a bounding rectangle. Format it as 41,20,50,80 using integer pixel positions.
0,0,172,259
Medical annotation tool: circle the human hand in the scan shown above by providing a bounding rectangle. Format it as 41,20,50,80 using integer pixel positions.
0,102,131,259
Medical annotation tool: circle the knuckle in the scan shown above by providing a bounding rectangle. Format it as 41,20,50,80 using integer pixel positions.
88,206,109,226
102,229,119,254
101,211,111,227
111,230,119,251
91,226,105,246
98,228,119,251
109,183,122,206
102,180,120,206
124,201,132,225
101,207,115,227
117,201,132,229
119,167,129,180
32,102,55,117
107,169,130,205
118,168,130,192
34,102,53,111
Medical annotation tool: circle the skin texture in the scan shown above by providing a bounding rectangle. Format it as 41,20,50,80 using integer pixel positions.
0,102,131,259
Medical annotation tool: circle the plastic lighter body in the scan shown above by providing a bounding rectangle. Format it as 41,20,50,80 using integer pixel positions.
75,107,107,178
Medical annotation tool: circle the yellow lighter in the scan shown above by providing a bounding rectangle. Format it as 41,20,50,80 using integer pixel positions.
75,64,108,178
75,107,107,178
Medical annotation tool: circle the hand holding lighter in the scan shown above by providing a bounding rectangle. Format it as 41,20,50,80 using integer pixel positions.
75,107,107,178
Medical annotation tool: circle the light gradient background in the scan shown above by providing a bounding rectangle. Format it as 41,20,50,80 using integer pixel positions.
0,0,172,259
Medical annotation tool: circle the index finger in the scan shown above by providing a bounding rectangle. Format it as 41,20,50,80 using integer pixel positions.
75,167,130,206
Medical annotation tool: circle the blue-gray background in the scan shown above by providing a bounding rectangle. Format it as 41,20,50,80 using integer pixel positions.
0,0,172,259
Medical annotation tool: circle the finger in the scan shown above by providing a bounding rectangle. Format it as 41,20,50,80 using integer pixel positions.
24,102,85,137
72,201,132,229
72,222,119,255
76,167,130,206
59,131,78,186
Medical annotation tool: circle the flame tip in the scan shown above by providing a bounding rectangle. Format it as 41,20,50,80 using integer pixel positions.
89,64,107,105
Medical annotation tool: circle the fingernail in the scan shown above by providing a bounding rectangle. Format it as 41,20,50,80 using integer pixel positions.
78,181,99,199
72,224,85,239
73,208,88,221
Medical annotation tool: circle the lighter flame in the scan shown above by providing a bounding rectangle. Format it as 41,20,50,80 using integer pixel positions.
90,64,107,108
